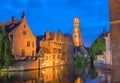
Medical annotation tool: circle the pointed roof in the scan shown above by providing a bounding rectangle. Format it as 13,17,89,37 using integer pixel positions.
0,18,22,33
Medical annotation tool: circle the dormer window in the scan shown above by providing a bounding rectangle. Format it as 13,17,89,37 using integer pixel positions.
23,31,26,35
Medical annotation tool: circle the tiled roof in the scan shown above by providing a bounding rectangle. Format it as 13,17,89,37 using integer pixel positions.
0,19,22,33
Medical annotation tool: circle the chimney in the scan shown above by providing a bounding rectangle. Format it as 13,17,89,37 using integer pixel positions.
11,16,15,23
46,30,50,40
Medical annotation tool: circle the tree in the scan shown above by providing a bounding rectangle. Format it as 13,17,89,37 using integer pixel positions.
90,30,107,59
0,27,13,68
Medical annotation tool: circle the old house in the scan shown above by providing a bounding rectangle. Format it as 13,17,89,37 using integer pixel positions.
38,30,63,67
37,29,74,67
0,12,36,60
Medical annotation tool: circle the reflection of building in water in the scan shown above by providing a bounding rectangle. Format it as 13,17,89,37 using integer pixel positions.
97,68,112,83
0,66,75,83
75,77,82,83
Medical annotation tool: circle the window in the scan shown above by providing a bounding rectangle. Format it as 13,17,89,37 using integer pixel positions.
32,42,34,47
32,50,34,56
57,55,60,59
74,35,77,38
53,48,57,53
27,41,30,47
21,50,25,57
46,56,48,60
23,31,26,35
53,55,55,59
58,49,61,53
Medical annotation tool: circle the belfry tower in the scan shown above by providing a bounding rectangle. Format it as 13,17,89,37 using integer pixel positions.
73,17,82,47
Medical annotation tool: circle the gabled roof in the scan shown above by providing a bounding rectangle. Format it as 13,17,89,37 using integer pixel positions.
0,19,22,33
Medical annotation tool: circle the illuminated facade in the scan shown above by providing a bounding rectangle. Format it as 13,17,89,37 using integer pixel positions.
38,30,74,67
0,12,36,60
73,17,82,47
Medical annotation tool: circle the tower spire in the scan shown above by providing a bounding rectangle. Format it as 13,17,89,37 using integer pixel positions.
21,11,25,18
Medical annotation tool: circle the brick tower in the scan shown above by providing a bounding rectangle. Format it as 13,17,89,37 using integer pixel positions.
73,17,82,47
110,0,120,83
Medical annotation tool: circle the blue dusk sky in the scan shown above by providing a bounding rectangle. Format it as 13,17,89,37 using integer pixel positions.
0,0,110,47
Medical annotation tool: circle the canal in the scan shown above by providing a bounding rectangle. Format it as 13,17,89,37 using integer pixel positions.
0,65,111,83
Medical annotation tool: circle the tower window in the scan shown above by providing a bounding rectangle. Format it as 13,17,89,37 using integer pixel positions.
74,35,77,38
27,41,30,47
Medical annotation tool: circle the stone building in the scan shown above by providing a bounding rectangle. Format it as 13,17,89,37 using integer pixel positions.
38,30,63,67
0,12,36,60
37,29,74,67
73,17,82,47
110,0,120,82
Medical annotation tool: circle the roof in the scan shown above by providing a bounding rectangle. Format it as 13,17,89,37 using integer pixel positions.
49,32,56,40
0,19,22,33
38,47,50,54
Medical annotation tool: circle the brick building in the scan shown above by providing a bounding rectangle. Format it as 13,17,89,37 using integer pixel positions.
110,0,120,82
0,12,36,60
37,29,74,67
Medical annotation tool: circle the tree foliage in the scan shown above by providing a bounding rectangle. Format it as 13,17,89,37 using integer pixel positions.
90,31,107,59
74,57,86,70
0,27,13,68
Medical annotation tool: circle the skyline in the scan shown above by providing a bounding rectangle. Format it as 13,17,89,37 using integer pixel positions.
0,0,110,47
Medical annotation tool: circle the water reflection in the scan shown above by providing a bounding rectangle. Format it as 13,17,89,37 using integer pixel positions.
0,64,112,83
85,67,111,83
0,65,77,83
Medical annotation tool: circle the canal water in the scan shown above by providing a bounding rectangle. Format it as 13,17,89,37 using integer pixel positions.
0,65,111,83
